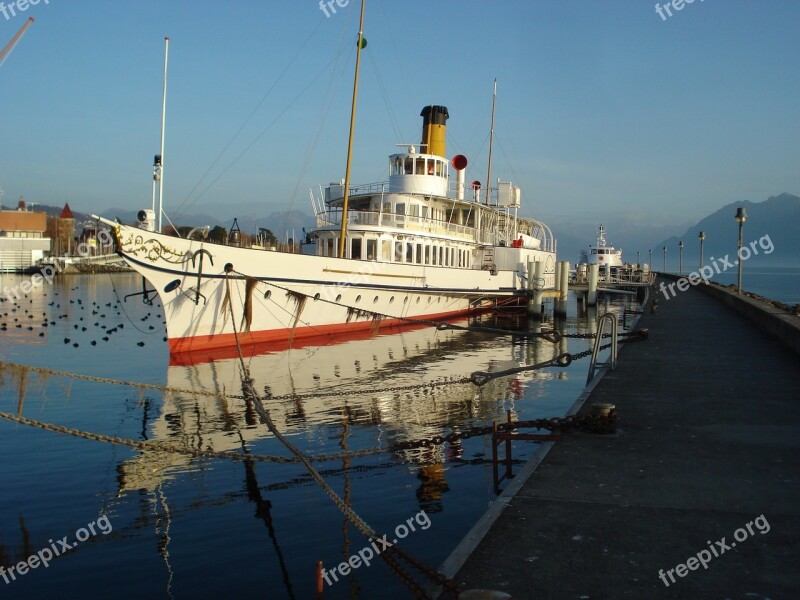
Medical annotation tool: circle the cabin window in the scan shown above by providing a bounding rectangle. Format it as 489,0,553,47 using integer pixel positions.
416,158,425,175
427,160,435,175
395,241,403,261
393,157,402,175
406,242,413,263
327,238,334,257
421,206,429,219
415,243,422,264
451,248,455,266
439,247,444,265
395,202,405,216
424,245,430,264
432,244,437,265
382,240,392,261
404,158,413,174
366,239,377,260
351,238,362,260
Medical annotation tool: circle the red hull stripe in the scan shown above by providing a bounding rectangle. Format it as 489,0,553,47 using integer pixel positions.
167,305,499,365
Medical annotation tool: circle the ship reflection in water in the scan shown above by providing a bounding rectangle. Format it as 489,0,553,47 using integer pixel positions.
117,312,580,497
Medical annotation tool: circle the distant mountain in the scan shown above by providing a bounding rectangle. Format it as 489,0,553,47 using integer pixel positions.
98,208,315,239
654,193,800,269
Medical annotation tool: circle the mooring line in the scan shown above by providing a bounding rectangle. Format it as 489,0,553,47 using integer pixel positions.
224,272,457,598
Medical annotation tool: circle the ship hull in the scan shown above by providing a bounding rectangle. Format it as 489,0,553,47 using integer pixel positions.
110,223,555,358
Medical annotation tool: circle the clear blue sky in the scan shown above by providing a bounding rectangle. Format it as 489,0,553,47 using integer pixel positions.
1,0,798,231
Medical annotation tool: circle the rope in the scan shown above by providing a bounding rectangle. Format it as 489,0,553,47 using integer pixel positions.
224,273,455,598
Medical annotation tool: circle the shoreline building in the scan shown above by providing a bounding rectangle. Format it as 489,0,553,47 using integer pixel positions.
0,200,51,273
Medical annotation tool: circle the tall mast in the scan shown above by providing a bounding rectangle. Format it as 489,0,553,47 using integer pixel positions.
484,78,497,206
0,17,34,68
337,0,366,259
157,36,169,234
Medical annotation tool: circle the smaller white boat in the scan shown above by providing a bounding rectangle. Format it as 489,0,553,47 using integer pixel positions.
580,225,623,271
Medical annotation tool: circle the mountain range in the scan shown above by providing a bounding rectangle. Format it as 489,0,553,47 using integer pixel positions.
21,193,799,267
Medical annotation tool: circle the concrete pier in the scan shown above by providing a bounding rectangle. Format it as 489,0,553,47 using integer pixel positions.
442,279,800,598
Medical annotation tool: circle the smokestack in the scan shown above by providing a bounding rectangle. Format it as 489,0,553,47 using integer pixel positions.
452,154,468,200
420,105,449,158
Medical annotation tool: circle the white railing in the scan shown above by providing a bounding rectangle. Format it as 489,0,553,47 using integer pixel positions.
315,210,484,241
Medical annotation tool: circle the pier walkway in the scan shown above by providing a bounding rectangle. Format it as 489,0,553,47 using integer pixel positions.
446,280,800,598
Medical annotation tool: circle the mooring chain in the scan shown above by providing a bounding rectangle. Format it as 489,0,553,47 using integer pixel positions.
0,410,299,463
221,273,455,598
242,376,441,598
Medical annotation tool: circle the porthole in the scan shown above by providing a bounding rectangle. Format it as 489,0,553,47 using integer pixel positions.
314,293,321,301
355,295,362,303
335,294,342,302
373,296,379,303
416,297,420,304
389,296,395,304
437,296,442,303
403,297,408,304
264,290,272,300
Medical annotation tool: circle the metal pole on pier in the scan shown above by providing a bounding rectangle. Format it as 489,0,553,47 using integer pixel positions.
735,208,747,294
678,241,684,275
698,231,705,269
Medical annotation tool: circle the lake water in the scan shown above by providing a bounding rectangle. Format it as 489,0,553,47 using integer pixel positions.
703,266,800,305
1,272,636,599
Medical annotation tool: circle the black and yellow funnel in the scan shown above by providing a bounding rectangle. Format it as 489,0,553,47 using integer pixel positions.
420,105,449,158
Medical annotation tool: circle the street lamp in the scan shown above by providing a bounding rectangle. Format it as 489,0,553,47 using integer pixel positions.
735,208,747,294
678,241,684,275
662,245,667,273
698,231,705,269
648,248,652,268
636,250,640,269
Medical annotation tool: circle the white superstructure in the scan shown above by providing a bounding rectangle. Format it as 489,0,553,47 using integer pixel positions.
100,105,557,360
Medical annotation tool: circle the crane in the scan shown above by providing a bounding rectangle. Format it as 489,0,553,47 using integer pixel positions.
0,16,35,68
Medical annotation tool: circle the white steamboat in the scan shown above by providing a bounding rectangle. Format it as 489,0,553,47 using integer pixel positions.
101,105,556,359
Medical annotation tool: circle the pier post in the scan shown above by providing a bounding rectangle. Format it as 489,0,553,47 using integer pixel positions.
531,260,544,318
587,263,599,306
554,261,562,295
526,260,535,313
555,260,569,316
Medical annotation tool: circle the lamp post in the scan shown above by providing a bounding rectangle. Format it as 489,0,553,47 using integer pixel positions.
636,251,640,269
678,241,684,275
662,246,667,273
735,208,747,294
648,248,652,268
698,231,705,269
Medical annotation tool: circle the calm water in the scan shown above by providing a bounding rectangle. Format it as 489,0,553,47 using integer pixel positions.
705,266,800,304
1,273,634,599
